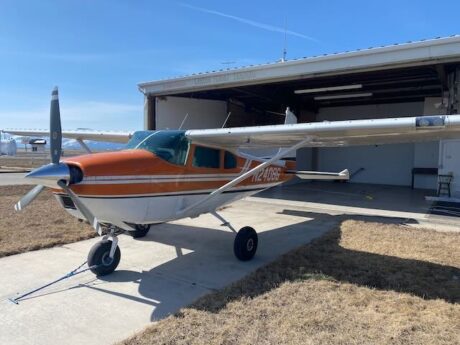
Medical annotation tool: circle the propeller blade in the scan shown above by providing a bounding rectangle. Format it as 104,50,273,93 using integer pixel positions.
50,87,62,164
57,180,102,235
14,185,45,211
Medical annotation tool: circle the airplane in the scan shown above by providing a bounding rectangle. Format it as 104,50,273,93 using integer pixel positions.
0,133,17,156
5,87,460,276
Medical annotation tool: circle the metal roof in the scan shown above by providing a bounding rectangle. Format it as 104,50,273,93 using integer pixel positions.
138,35,460,97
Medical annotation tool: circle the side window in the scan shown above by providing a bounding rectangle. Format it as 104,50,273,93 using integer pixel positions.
224,151,237,169
193,146,221,169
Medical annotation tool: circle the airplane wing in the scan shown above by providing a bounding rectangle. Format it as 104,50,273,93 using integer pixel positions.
178,114,460,216
3,129,132,143
185,114,460,149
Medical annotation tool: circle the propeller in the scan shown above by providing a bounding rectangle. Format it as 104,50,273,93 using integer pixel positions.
50,87,62,164
14,87,100,233
14,184,45,211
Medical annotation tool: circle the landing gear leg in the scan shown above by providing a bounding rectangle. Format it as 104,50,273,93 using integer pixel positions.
211,211,258,261
125,224,151,238
88,226,121,276
211,210,237,233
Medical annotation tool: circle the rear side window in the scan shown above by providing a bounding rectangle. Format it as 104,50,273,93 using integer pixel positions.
193,146,220,169
224,151,237,169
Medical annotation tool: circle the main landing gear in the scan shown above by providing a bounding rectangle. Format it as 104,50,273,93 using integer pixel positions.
88,227,121,276
212,211,258,261
233,226,258,261
125,224,151,238
86,213,257,277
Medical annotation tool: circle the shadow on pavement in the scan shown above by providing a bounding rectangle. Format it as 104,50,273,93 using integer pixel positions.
92,211,458,320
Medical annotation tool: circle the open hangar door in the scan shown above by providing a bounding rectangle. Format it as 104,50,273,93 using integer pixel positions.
155,96,228,130
307,95,448,189
148,64,455,189
153,93,288,130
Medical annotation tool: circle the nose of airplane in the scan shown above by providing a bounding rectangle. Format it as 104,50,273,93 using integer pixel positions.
25,163,71,188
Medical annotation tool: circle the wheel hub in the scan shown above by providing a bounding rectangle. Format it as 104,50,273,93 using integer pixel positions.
246,238,254,252
101,252,113,266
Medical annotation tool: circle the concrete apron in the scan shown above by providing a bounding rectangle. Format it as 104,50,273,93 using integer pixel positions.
0,173,29,185
0,198,339,345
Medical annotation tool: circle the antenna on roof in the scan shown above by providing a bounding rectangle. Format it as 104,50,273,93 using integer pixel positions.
281,16,287,62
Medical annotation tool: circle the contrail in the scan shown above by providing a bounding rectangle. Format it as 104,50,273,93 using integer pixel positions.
179,3,318,42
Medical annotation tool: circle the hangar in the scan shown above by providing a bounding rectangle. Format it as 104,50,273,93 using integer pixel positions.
138,36,460,196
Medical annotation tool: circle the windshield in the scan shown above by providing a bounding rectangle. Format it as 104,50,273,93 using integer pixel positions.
126,130,189,165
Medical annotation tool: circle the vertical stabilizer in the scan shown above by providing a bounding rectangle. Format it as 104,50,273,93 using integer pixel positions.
285,107,297,125
239,107,298,160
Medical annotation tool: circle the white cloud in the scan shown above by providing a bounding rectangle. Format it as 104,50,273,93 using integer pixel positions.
179,3,318,42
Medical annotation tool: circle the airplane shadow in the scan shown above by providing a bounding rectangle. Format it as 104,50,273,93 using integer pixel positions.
92,211,459,321
256,181,435,215
92,216,333,321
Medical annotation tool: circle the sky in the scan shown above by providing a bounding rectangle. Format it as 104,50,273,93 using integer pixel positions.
0,0,459,131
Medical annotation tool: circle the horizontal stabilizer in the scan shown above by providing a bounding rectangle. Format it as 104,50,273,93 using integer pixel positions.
288,169,349,180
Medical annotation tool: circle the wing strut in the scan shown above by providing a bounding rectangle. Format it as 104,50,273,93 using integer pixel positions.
177,137,311,217
77,138,92,153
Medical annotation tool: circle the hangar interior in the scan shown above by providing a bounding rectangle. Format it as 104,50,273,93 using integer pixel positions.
138,36,460,195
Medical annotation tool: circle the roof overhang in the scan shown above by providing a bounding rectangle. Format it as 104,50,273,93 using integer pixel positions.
138,36,460,97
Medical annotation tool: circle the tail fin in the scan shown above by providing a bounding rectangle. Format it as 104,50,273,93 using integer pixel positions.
239,107,298,160
275,107,297,158
284,107,297,125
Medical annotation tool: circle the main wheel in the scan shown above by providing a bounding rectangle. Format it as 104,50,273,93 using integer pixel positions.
234,226,258,261
126,224,151,238
87,240,121,276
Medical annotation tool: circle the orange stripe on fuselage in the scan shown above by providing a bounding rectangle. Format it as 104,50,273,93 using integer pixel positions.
60,148,295,196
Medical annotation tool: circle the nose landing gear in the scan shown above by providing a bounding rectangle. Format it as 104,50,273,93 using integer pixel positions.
87,228,120,276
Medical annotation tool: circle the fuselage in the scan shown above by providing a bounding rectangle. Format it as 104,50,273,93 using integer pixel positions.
54,130,295,230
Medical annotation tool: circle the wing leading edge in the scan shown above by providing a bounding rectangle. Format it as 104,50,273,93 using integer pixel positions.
3,129,132,143
185,114,460,149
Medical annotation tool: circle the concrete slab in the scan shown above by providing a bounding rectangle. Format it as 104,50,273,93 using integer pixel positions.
0,173,28,185
1,181,458,345
255,181,460,232
0,198,338,345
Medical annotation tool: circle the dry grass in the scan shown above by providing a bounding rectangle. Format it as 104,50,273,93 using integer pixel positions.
0,157,48,169
0,150,88,169
120,220,460,345
0,185,95,257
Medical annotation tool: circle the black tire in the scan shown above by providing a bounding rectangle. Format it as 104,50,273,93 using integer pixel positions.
126,224,151,238
87,240,121,276
233,226,258,261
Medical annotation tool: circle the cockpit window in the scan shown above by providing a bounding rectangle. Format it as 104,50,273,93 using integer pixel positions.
126,130,189,165
125,131,151,148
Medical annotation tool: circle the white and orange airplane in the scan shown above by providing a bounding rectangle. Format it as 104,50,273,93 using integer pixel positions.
6,87,460,276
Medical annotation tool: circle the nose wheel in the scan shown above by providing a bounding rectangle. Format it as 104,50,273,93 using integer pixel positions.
234,226,258,261
88,230,120,276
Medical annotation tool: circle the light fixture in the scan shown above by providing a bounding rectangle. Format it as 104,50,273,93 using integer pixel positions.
294,84,362,94
314,92,373,101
